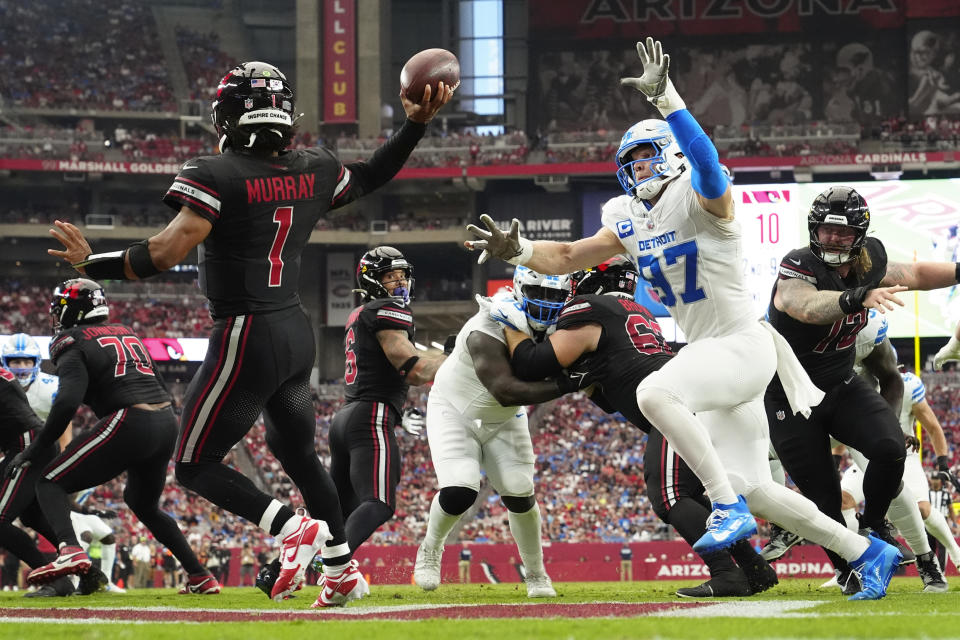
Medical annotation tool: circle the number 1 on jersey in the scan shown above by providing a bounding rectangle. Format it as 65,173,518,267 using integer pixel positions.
269,206,293,287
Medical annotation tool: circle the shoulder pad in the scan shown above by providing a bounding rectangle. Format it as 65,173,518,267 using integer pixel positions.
49,334,77,363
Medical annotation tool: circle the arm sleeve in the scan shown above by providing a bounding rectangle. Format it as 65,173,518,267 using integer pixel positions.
334,119,426,207
35,351,88,449
665,109,728,200
510,338,564,381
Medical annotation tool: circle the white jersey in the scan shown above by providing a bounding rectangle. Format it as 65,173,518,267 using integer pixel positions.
601,172,753,343
430,310,520,423
25,372,60,421
898,372,925,437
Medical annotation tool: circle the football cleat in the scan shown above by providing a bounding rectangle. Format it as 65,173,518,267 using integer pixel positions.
77,568,108,595
413,544,443,591
859,519,915,566
271,516,331,602
105,583,127,593
178,572,222,595
742,559,779,595
23,575,75,598
917,551,948,593
27,546,91,584
311,559,369,608
676,569,752,598
848,534,902,601
525,573,557,598
759,524,804,562
692,496,757,554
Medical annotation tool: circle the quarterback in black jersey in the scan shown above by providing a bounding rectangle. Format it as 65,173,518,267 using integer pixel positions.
7,279,217,593
496,257,777,598
47,61,452,605
765,186,960,570
328,247,447,558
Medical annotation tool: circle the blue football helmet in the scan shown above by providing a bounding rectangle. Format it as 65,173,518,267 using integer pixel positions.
512,266,572,332
615,119,686,201
1,333,41,387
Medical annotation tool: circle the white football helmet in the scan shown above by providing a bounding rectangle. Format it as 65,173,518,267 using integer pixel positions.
512,266,572,332
1,333,41,388
615,119,686,201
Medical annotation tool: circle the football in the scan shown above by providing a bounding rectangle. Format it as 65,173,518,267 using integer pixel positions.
400,48,460,103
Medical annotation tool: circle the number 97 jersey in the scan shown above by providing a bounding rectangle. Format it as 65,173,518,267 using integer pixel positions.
601,171,756,343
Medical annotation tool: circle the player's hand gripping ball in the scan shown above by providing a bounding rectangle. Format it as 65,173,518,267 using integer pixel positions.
400,48,461,103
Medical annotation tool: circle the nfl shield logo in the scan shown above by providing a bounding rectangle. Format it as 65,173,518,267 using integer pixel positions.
775,410,785,421
244,98,253,109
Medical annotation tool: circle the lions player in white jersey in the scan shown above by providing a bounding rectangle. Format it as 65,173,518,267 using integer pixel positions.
934,319,960,370
414,268,576,598
1,334,72,451
467,37,901,599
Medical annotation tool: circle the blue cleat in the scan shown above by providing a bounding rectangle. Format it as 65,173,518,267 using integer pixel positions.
692,496,758,554
847,534,902,601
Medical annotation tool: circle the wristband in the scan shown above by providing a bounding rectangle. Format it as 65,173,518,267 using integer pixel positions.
127,240,162,278
955,262,959,283
398,355,420,379
838,286,869,314
74,251,127,280
506,237,534,266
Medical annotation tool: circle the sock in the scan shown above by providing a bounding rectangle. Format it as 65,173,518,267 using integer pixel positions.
842,508,859,532
636,388,737,504
507,502,547,577
101,543,117,584
769,456,786,487
729,539,765,570
744,482,869,562
886,492,930,554
860,458,905,530
925,510,960,568
36,482,80,547
422,493,463,551
321,542,352,573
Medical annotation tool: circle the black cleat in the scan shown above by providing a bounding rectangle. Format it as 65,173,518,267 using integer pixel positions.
859,519,915,566
838,566,862,596
676,569,752,598
917,551,948,593
24,575,75,598
77,567,108,595
760,524,804,562
741,559,779,595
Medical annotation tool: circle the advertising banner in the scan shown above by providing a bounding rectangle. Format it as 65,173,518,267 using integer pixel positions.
326,252,357,327
323,0,357,123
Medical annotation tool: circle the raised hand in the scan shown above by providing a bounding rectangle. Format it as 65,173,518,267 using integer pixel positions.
464,214,529,265
619,37,686,116
401,81,455,124
48,220,93,272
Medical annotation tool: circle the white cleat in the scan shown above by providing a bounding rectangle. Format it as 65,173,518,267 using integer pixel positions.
414,544,443,591
526,573,556,598
820,574,840,589
105,583,127,593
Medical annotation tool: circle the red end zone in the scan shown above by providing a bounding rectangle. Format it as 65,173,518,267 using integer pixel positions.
0,602,713,623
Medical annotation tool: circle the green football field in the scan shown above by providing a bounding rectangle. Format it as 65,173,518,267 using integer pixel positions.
0,578,957,639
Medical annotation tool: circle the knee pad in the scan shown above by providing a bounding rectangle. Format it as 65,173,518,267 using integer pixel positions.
438,486,478,516
635,387,684,424
501,495,536,513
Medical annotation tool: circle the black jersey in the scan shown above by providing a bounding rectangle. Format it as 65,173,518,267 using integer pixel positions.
162,148,354,318
342,298,415,414
766,236,888,391
50,323,170,417
162,120,426,319
0,367,42,454
556,294,673,432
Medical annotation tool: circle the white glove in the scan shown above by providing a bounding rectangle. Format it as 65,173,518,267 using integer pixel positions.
401,408,425,436
489,292,532,337
934,336,960,371
620,37,686,117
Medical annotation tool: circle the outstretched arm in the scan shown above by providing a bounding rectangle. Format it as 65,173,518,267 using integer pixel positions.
774,276,907,325
881,261,960,291
465,217,622,274
620,37,732,219
377,329,446,386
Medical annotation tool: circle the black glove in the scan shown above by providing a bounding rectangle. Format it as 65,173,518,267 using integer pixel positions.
904,435,920,453
96,509,118,519
5,445,37,478
443,334,457,356
937,455,950,472
555,369,592,394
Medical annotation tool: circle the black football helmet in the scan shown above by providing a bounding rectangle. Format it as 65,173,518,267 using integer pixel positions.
50,278,109,332
808,186,870,266
571,256,639,298
356,246,415,303
211,61,298,152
